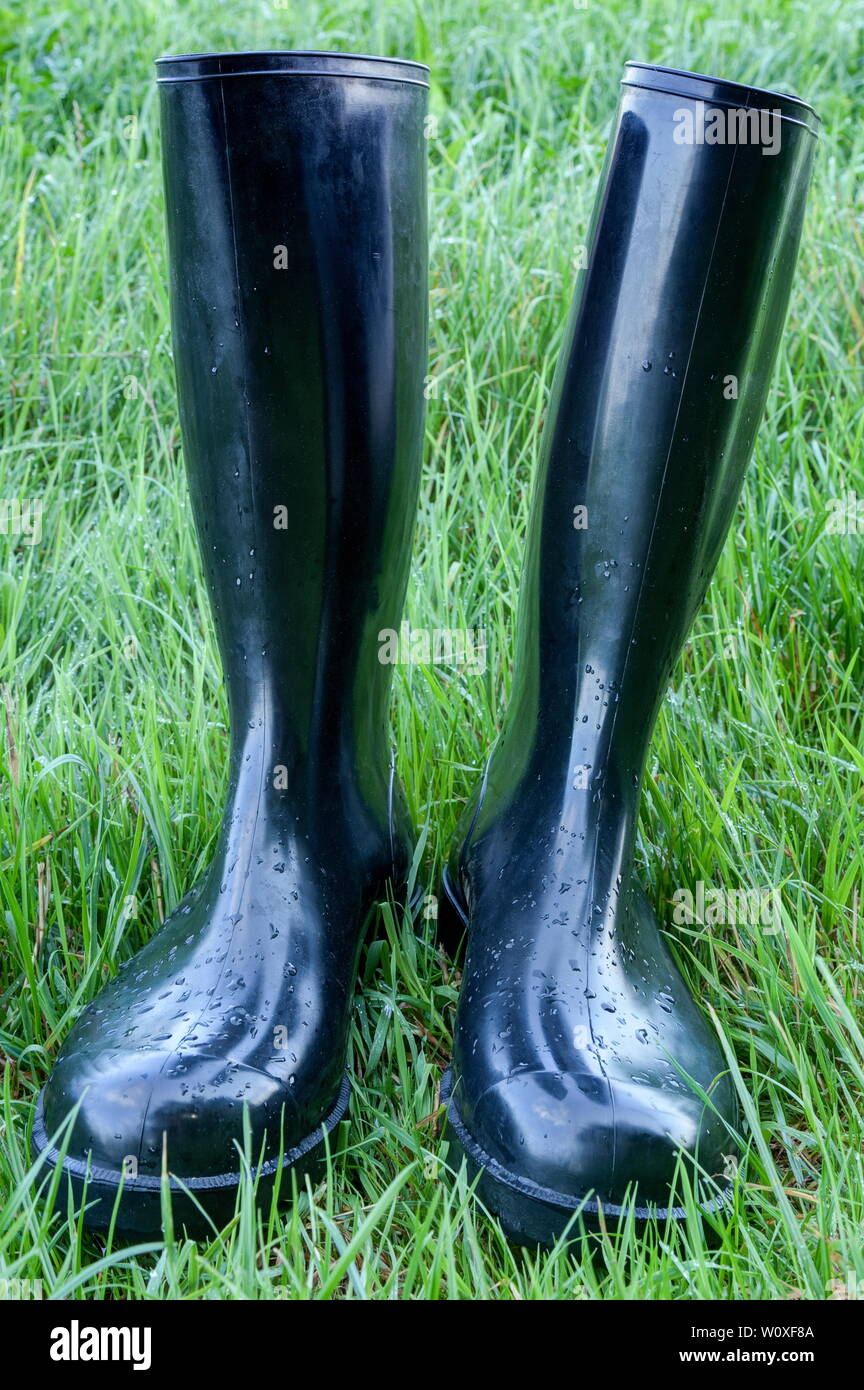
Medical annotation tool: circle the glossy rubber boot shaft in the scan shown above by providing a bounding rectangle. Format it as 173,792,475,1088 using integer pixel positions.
159,60,428,844
469,65,818,858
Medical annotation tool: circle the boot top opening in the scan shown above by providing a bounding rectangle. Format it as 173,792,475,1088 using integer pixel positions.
155,50,429,88
622,60,820,133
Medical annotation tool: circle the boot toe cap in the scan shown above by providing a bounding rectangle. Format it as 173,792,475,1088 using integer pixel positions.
40,1046,304,1182
458,1068,734,1210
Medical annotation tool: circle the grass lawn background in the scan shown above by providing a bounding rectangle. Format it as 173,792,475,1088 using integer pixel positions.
0,0,862,1298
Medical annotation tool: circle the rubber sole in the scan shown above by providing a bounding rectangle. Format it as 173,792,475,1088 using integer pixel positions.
437,864,469,958
31,1073,351,1237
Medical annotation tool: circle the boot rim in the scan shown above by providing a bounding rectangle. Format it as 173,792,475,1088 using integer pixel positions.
155,50,430,88
622,59,820,132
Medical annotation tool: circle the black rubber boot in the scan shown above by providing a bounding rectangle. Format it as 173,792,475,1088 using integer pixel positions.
33,50,428,1234
441,63,818,1246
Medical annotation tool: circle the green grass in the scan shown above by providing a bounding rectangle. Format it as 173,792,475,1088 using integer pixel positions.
1,0,863,1299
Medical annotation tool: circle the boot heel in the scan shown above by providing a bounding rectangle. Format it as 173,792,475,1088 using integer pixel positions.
436,867,469,960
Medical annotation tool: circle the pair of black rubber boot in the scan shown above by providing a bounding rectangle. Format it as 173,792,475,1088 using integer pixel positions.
33,53,818,1246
